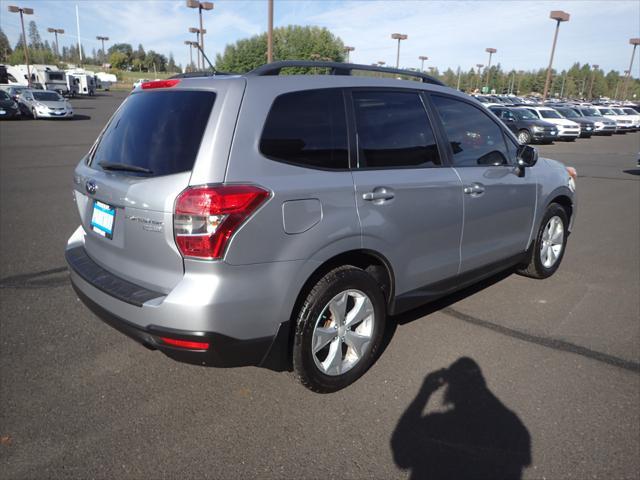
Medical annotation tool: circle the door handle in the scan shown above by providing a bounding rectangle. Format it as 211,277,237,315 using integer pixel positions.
363,187,395,202
463,183,485,195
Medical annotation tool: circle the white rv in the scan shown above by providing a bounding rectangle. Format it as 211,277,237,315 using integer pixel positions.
66,70,96,96
32,65,68,95
95,71,117,91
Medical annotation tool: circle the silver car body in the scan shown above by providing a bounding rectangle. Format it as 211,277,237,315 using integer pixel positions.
20,89,74,118
66,73,576,369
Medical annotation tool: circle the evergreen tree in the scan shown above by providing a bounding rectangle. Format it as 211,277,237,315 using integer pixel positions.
27,20,42,49
0,28,13,62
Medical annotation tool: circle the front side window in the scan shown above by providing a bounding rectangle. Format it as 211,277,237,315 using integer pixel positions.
260,89,348,170
352,91,441,168
431,95,510,167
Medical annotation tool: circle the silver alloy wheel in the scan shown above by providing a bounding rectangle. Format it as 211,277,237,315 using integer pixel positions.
311,289,375,376
517,131,530,144
540,215,564,268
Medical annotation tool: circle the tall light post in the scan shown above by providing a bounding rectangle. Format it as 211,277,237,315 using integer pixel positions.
186,0,213,70
484,47,496,91
189,27,206,70
96,35,109,65
542,10,570,100
622,38,640,100
588,64,599,99
419,55,428,72
456,66,462,90
475,63,484,91
391,33,408,69
344,46,354,63
184,40,196,70
47,28,64,57
267,0,273,63
7,5,33,86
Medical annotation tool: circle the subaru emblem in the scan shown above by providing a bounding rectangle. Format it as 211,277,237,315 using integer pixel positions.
85,180,98,195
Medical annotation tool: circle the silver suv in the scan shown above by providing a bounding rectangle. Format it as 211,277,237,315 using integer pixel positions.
66,62,577,392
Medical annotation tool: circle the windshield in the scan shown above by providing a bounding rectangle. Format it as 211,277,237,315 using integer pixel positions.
540,110,562,119
581,108,601,117
598,108,615,115
557,108,578,118
513,109,537,120
33,91,63,101
612,108,625,114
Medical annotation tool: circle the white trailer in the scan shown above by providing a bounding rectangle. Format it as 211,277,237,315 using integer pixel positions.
66,71,96,96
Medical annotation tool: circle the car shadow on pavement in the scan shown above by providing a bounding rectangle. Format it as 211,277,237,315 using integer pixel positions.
69,114,92,121
623,168,640,176
390,357,531,480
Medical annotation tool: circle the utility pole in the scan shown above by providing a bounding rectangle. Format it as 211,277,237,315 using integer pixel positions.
391,33,408,69
267,0,273,63
621,38,640,100
47,28,64,58
456,66,461,90
96,35,109,65
76,4,83,65
542,10,570,100
588,64,599,99
419,55,428,72
475,64,484,92
484,47,496,92
187,1,213,70
8,5,34,86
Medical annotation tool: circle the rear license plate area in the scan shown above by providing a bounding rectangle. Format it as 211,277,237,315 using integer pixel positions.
91,201,116,239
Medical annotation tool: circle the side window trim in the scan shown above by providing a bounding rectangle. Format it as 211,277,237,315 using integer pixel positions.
346,87,444,171
424,92,517,168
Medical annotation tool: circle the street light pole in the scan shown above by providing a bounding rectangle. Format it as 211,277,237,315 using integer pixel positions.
391,33,408,69
588,64,599,99
419,55,428,72
96,36,109,65
484,48,496,92
184,40,195,71
187,1,213,70
621,38,640,100
475,64,484,91
456,66,462,90
542,10,570,100
267,0,273,63
8,5,34,87
189,27,205,70
344,46,354,63
47,28,64,58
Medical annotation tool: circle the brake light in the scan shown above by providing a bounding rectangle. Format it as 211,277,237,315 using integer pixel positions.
141,79,181,89
159,337,209,350
174,185,270,260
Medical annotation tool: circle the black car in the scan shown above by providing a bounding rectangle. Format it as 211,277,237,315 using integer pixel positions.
489,106,558,144
0,90,20,120
552,107,595,138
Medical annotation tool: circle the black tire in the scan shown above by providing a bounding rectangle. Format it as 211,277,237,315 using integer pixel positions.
518,203,569,279
517,129,532,145
293,266,386,393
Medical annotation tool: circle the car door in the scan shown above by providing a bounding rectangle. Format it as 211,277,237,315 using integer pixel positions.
348,89,464,299
429,94,537,273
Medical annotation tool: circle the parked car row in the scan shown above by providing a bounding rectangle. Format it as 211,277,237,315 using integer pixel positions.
0,85,74,120
475,96,640,145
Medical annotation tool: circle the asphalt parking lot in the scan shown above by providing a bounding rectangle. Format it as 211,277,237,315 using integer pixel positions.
1,91,639,479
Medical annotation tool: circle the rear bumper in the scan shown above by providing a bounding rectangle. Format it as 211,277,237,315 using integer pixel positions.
65,230,296,371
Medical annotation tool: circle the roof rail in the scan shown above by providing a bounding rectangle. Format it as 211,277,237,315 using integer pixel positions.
169,71,235,79
246,61,446,86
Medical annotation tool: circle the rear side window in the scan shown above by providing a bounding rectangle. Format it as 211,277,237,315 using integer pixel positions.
260,89,348,169
352,91,441,168
431,95,510,167
91,91,215,176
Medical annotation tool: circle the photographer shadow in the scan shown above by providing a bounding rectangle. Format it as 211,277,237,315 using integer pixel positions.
391,357,531,480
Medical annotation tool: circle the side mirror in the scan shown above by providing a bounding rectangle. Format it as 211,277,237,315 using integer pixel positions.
517,144,538,168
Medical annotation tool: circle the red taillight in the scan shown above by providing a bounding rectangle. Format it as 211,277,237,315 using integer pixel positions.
159,336,209,350
174,185,270,260
141,79,181,89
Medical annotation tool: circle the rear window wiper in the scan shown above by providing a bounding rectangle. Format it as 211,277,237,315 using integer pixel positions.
98,161,153,174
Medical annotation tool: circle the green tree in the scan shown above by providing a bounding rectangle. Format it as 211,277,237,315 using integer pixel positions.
0,28,12,62
215,25,345,73
27,20,42,49
109,51,128,70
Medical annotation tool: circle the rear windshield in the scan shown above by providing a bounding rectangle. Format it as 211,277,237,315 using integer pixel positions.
91,91,215,176
33,91,62,101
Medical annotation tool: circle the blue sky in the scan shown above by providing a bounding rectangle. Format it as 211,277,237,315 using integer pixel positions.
1,0,638,75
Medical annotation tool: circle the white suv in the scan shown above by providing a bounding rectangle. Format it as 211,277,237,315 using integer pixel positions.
524,107,580,141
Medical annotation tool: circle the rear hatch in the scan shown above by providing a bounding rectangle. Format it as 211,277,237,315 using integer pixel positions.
73,85,225,293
